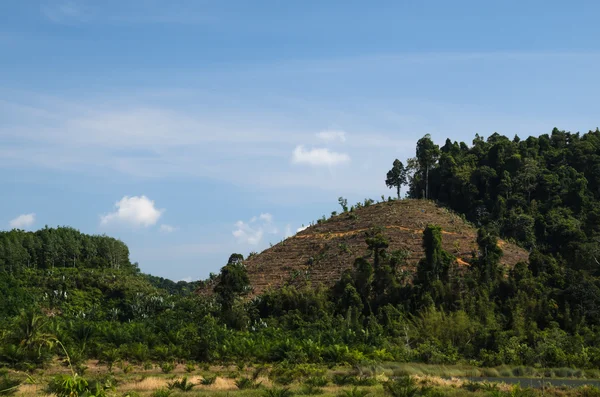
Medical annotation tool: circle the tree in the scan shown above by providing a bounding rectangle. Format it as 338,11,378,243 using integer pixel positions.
338,197,348,212
416,225,454,287
475,228,503,284
214,257,250,313
416,134,440,199
385,159,408,199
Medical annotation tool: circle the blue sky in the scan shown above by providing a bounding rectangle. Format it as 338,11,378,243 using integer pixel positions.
1,1,600,281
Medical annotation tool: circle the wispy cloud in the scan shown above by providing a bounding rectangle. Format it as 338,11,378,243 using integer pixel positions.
291,145,350,167
233,213,278,245
9,213,36,229
160,224,177,233
316,129,346,143
100,195,163,228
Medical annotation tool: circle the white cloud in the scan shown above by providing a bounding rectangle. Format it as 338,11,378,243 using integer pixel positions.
100,195,163,227
233,212,278,245
233,220,264,245
179,276,193,283
9,213,35,229
317,129,346,143
297,225,309,233
160,224,177,233
259,213,273,223
291,145,350,167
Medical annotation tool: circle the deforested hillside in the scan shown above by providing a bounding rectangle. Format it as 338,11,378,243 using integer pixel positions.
235,199,528,295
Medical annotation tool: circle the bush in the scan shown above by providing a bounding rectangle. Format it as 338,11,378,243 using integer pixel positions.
200,375,217,385
383,376,419,397
305,376,328,387
339,387,371,397
236,376,262,389
298,384,324,395
185,363,195,373
46,374,113,397
143,362,153,371
160,362,175,374
167,376,195,391
332,374,356,386
273,375,294,386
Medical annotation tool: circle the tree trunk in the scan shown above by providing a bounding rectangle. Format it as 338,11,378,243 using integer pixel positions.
425,166,429,199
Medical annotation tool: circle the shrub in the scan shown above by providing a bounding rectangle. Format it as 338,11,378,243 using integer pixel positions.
167,376,195,391
383,376,419,397
185,363,195,373
143,362,153,371
273,375,294,386
46,374,113,397
236,376,262,389
160,362,175,374
305,376,328,387
461,381,497,392
200,375,217,385
339,387,371,397
332,374,356,386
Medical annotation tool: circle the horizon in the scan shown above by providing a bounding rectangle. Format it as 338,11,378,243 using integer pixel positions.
2,1,600,281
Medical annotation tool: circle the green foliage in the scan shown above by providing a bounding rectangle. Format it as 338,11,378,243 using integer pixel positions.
167,376,195,391
305,376,328,387
383,376,420,397
235,376,262,389
386,159,408,199
199,375,217,385
6,128,600,378
46,374,113,397
338,387,371,397
160,362,174,374
184,362,195,373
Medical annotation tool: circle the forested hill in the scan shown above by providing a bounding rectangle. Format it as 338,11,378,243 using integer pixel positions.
0,227,135,272
2,128,600,375
0,227,200,322
407,128,600,274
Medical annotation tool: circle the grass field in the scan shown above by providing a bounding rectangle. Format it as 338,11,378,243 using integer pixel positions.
4,361,600,396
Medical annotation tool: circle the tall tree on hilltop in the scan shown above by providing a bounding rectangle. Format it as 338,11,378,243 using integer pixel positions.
385,159,408,199
416,134,440,199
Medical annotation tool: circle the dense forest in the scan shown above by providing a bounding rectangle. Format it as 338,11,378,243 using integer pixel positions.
2,128,600,384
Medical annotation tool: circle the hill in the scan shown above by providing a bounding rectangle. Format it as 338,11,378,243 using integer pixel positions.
224,199,529,296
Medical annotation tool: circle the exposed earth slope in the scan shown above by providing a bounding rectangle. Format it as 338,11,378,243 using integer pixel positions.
208,199,529,296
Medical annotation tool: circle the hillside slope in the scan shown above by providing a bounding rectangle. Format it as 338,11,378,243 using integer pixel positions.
223,200,529,296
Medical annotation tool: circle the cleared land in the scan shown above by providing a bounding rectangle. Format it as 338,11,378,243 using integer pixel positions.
201,200,528,296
